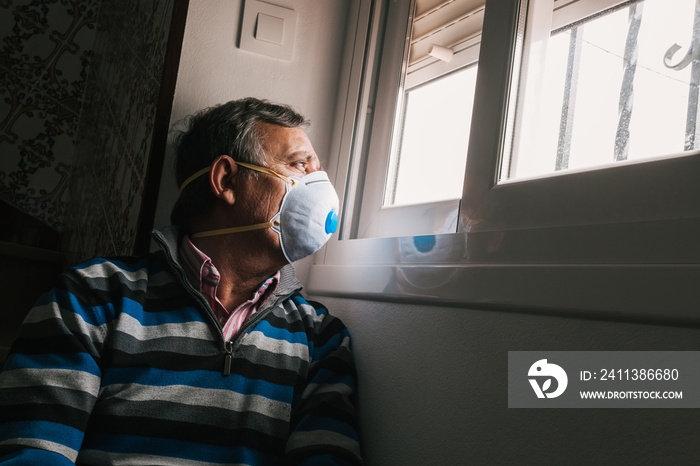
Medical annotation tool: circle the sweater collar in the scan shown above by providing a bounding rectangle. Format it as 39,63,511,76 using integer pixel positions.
151,225,303,303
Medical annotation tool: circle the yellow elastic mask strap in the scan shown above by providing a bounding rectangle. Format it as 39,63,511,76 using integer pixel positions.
179,158,296,192
191,220,280,239
179,166,210,192
235,160,296,186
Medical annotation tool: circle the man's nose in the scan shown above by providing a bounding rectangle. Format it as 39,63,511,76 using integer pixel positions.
307,157,321,174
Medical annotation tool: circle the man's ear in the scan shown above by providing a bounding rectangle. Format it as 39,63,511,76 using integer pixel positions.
209,155,239,205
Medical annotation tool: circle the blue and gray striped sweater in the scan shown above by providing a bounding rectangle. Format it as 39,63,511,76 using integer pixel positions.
0,227,361,465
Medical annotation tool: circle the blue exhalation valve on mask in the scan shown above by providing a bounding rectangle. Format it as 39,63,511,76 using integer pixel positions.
325,210,338,235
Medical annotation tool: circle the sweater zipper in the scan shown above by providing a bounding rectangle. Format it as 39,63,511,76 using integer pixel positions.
221,294,287,375
222,304,274,375
223,341,233,375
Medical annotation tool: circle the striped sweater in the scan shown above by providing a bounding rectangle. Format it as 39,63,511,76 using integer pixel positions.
0,226,361,465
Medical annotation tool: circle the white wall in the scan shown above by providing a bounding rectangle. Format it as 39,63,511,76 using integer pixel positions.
318,296,700,465
153,0,350,282
167,0,349,132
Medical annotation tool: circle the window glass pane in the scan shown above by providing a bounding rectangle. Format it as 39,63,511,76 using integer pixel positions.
502,0,699,181
386,65,478,206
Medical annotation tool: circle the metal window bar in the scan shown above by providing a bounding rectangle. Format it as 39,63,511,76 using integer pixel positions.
555,26,583,171
614,2,644,162
684,0,700,150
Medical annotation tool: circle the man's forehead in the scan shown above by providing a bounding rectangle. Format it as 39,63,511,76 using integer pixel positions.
260,123,316,160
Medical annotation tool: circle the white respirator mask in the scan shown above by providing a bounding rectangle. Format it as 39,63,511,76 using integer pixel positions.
179,159,339,263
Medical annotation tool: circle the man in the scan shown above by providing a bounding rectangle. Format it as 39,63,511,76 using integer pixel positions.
0,98,361,465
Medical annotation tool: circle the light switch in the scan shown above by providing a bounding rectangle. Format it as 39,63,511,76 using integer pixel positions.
240,0,297,61
255,13,284,45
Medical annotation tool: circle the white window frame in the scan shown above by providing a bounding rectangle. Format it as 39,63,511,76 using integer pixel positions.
351,0,484,239
310,0,700,323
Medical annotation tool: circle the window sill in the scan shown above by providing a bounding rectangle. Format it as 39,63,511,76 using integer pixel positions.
308,217,700,325
309,262,700,324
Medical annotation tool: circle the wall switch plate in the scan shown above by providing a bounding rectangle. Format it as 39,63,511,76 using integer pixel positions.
240,0,297,60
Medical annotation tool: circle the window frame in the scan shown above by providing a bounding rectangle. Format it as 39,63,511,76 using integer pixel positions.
310,0,700,324
352,0,483,239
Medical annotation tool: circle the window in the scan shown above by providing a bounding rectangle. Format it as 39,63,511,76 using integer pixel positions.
464,0,700,234
351,0,485,238
387,65,478,206
311,0,700,321
504,0,700,181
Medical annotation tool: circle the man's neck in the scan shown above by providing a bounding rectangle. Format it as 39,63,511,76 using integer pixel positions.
191,235,284,311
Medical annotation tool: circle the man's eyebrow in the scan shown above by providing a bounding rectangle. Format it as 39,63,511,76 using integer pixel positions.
283,150,315,161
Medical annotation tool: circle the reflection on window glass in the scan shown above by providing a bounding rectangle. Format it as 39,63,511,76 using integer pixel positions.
504,0,699,181
385,65,478,206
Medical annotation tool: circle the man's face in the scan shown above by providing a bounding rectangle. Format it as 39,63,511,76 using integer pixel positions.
235,122,321,261
261,122,321,179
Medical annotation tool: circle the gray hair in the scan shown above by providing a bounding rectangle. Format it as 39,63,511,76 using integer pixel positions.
170,97,308,228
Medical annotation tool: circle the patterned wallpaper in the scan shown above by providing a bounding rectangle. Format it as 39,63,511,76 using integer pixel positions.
0,0,99,231
0,0,176,263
